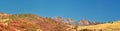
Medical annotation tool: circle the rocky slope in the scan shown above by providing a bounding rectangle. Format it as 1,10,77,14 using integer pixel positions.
0,13,69,31
0,13,120,31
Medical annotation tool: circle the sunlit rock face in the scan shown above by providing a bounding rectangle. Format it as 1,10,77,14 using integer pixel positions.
78,18,89,26
52,16,66,24
66,18,76,25
52,17,98,26
52,16,76,26
77,18,98,26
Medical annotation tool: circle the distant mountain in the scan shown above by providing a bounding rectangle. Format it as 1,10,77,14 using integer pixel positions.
77,18,98,26
77,18,89,26
52,16,76,26
52,16,98,26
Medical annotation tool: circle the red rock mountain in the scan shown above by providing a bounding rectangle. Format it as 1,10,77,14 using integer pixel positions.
0,13,69,31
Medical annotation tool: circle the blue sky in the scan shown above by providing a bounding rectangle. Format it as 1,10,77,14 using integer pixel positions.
0,0,120,22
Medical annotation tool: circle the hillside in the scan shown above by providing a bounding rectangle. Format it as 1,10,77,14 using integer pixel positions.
0,13,120,31
0,13,69,31
77,20,120,31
